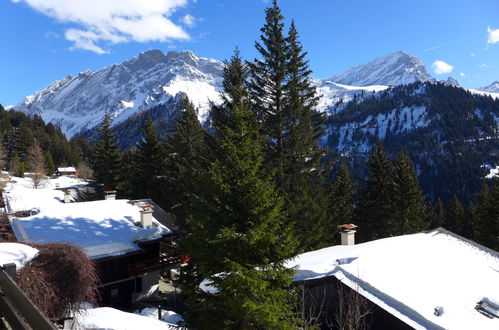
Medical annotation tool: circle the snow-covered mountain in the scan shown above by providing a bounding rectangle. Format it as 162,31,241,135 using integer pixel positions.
14,50,224,137
327,51,435,87
444,76,460,87
478,81,499,93
13,49,441,138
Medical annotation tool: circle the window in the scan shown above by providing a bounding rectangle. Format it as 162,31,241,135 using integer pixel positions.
110,287,119,299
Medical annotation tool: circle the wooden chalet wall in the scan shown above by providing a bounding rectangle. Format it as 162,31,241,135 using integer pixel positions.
295,276,413,330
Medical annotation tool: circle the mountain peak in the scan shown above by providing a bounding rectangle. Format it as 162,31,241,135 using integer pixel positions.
479,81,499,93
444,76,460,87
124,49,167,70
329,51,435,87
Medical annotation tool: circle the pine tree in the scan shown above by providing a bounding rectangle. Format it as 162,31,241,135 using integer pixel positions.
183,51,296,329
355,145,396,241
131,116,165,202
471,184,499,250
0,141,6,170
392,152,426,234
328,162,354,240
430,199,446,229
165,97,208,230
444,195,465,233
9,153,24,178
91,113,121,192
249,0,289,183
250,1,328,250
282,20,328,250
44,152,56,176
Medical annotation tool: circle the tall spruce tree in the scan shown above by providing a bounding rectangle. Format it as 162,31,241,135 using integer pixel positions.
165,97,208,230
250,1,328,250
249,0,289,183
430,199,446,229
326,162,354,245
131,116,165,202
444,195,465,233
355,145,396,241
392,152,426,234
282,20,328,250
91,113,121,191
471,183,498,250
183,51,296,329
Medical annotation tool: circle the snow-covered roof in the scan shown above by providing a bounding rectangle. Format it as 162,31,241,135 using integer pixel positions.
57,167,77,172
75,307,179,330
4,176,86,212
4,176,170,259
287,228,499,330
0,243,38,269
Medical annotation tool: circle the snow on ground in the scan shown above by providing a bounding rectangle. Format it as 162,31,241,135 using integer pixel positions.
0,243,38,268
3,176,170,259
74,307,179,330
468,88,499,100
485,165,499,179
287,229,499,330
135,307,184,325
3,175,87,212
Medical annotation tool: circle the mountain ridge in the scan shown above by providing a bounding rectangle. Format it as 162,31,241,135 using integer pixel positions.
13,49,483,140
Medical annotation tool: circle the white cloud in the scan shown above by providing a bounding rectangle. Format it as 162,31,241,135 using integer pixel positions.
460,72,466,77
432,60,454,75
487,26,499,44
470,52,475,57
11,0,192,54
478,63,493,69
180,14,196,27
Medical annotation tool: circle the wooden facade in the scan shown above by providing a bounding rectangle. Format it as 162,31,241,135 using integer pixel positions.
294,276,413,330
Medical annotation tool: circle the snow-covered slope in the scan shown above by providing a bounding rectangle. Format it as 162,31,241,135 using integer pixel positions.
468,88,499,100
14,50,224,137
479,81,499,93
315,80,390,115
327,51,435,87
12,49,443,138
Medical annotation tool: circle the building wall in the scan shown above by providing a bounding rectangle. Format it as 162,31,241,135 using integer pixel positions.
295,276,413,330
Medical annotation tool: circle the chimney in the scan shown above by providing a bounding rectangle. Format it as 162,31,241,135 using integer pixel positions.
339,224,357,246
104,190,117,201
63,189,71,203
140,205,154,228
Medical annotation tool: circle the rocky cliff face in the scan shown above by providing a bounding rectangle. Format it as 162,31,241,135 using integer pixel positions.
14,50,224,137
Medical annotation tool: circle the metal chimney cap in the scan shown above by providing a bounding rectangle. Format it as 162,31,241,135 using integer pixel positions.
339,224,358,231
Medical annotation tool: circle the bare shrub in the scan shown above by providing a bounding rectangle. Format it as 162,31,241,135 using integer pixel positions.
16,266,58,317
295,282,329,329
333,281,371,330
17,243,100,319
77,161,93,180
28,139,46,188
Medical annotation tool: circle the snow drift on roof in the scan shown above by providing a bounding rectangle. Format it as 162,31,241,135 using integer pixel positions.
0,243,38,269
75,307,178,330
4,176,170,259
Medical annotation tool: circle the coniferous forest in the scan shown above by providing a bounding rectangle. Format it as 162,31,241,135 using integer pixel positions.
1,1,498,328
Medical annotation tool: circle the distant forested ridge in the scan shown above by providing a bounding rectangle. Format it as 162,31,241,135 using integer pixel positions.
325,82,499,203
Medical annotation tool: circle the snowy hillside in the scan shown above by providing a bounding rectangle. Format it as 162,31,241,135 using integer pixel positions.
315,80,390,115
13,49,493,141
479,81,499,93
327,51,435,87
468,88,499,100
14,50,224,137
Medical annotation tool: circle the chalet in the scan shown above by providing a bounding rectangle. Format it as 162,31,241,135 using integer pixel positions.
288,227,499,329
56,167,77,176
2,175,181,309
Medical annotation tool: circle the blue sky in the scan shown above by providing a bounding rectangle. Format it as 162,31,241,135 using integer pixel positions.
1,0,498,106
